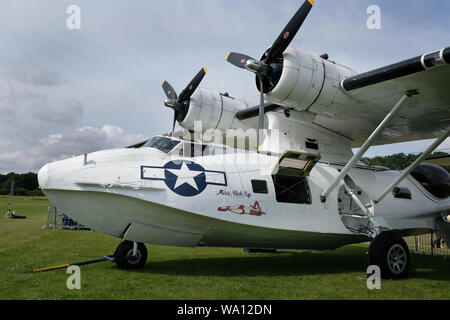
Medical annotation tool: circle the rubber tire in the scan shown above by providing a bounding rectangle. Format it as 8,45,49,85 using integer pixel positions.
114,241,148,269
368,232,410,279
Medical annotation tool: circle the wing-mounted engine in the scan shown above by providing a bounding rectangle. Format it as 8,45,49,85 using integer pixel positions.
260,46,324,110
179,88,256,132
161,68,256,134
262,47,365,119
225,0,367,150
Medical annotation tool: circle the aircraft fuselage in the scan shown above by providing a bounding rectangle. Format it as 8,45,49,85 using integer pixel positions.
38,137,449,250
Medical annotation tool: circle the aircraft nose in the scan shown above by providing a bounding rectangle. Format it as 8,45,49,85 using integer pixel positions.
38,164,49,189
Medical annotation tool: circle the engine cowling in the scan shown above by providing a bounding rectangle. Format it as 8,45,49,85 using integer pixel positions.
263,46,365,118
179,88,255,132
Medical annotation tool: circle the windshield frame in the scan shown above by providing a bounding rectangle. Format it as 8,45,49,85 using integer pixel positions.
142,136,181,154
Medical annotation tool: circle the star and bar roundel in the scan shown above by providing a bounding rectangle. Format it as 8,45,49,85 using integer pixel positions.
141,160,227,197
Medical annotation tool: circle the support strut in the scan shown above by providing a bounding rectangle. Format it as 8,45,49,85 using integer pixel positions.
320,90,418,202
374,128,450,203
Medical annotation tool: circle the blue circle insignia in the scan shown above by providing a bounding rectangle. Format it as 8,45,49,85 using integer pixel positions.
163,160,207,197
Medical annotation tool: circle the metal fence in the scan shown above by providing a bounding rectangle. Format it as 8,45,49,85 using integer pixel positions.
404,232,449,257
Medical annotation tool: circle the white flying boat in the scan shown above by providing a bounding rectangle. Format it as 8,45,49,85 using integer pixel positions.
38,0,450,279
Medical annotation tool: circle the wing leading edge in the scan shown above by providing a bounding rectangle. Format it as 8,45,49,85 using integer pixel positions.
313,47,450,147
342,47,450,91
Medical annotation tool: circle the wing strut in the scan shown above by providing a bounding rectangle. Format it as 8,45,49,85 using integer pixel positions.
374,128,450,204
320,90,419,202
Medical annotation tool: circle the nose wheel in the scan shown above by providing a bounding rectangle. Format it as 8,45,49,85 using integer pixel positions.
114,241,148,269
368,232,410,279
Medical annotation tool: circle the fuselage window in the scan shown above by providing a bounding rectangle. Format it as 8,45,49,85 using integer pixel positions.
252,180,268,194
272,175,311,204
392,187,412,200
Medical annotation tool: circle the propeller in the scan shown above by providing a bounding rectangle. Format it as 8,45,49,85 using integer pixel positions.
226,0,314,151
162,67,207,134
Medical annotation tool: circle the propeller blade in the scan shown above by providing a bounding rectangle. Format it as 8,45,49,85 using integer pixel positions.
162,80,178,100
265,0,314,64
178,67,207,103
257,76,265,152
163,67,208,134
226,52,256,69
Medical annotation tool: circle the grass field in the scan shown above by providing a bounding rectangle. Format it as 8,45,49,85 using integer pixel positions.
0,196,449,300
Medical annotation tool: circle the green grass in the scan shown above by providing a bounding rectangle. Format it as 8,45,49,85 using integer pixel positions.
1,196,449,300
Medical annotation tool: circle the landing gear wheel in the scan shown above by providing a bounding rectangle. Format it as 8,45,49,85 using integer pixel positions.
368,232,410,279
114,241,148,269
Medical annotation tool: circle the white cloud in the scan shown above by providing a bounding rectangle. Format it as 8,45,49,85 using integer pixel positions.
0,125,145,173
40,133,63,146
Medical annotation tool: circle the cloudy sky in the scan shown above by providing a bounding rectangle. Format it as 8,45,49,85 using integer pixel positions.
0,0,449,173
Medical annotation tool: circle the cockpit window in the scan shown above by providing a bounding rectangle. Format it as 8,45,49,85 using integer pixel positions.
143,137,180,154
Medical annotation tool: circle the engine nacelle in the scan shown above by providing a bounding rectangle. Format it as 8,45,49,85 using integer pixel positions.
264,47,366,118
179,88,255,132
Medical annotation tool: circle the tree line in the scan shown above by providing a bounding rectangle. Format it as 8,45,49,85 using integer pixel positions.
0,172,43,196
360,152,449,171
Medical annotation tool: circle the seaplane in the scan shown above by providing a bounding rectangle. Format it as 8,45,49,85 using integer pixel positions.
38,0,450,279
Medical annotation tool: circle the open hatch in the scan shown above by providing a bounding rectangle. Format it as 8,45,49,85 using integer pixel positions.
273,151,321,178
272,151,321,204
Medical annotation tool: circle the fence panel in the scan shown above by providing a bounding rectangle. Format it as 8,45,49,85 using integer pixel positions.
404,232,449,256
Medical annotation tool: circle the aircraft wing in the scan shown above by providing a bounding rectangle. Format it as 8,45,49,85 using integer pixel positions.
312,47,450,148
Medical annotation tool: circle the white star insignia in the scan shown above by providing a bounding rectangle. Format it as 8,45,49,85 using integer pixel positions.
167,162,201,191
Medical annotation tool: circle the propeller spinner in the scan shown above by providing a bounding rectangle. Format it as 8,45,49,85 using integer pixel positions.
162,67,207,134
226,0,314,151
